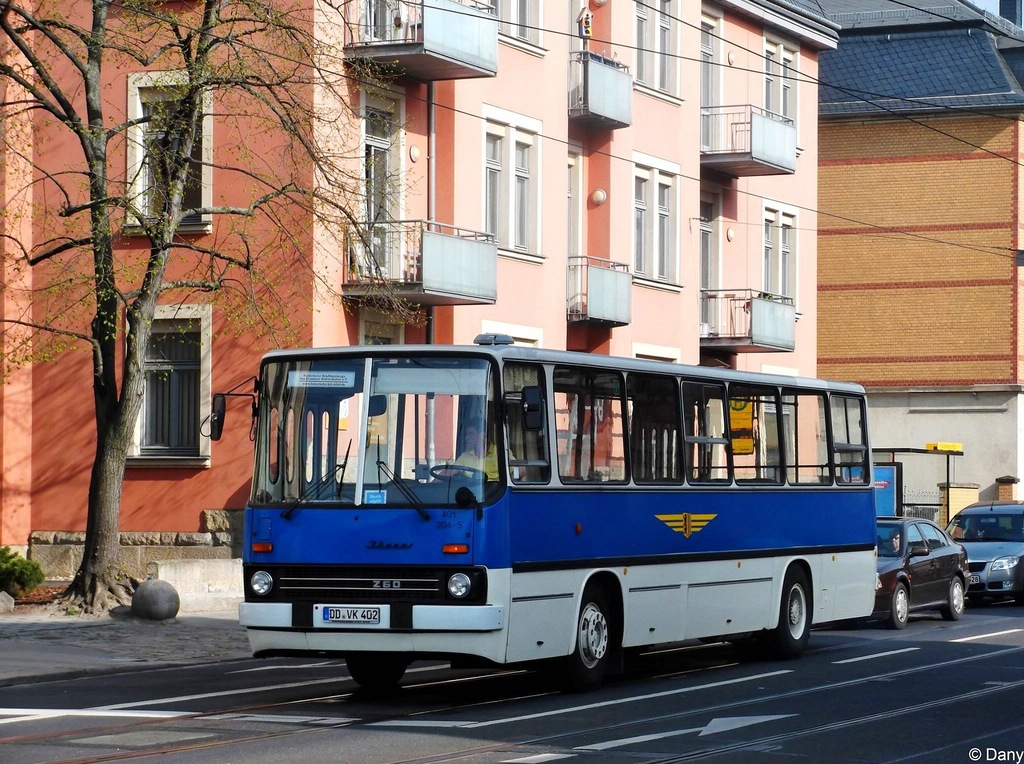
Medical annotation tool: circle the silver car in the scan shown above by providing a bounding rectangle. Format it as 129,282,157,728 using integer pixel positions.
946,501,1024,604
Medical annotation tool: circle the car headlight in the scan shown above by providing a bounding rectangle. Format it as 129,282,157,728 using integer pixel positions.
448,572,472,599
991,556,1019,572
250,570,274,596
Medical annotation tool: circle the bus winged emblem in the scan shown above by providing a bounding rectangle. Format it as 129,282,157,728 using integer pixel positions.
656,513,717,538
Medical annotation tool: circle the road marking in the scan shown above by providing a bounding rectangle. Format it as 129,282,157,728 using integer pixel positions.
833,648,920,664
463,671,793,729
576,715,794,751
0,709,187,725
93,677,354,710
501,755,575,763
951,629,1024,643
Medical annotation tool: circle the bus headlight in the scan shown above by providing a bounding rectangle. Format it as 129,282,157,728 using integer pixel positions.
250,570,274,596
447,572,472,599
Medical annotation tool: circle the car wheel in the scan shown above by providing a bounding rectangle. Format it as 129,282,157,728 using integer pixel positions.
563,583,614,692
941,577,965,621
888,582,909,629
766,566,812,659
345,653,408,694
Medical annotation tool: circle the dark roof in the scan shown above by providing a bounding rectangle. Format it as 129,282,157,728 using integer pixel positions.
819,1,1024,115
727,1,839,47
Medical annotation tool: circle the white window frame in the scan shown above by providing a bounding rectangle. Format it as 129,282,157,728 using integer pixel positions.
632,153,679,283
634,0,678,96
700,13,720,150
481,319,542,347
494,0,541,47
699,194,720,329
482,107,542,256
763,205,797,301
129,304,213,467
764,37,797,124
360,309,405,345
356,91,405,279
126,71,213,233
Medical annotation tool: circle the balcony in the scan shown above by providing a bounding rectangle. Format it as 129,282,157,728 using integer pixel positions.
700,105,796,176
699,289,795,352
567,256,632,327
568,51,632,130
345,220,497,306
345,0,498,81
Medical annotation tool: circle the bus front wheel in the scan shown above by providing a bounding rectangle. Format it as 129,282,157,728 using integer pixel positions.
767,567,811,660
563,583,614,692
345,653,408,693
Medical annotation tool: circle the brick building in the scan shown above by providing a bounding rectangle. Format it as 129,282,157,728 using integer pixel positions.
818,0,1024,501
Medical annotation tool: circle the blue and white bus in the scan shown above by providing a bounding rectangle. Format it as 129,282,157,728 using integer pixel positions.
217,335,876,692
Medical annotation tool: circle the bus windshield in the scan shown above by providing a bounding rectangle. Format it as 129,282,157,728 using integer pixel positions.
251,355,501,508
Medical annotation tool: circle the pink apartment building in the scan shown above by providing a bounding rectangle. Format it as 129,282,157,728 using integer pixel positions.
0,1,837,569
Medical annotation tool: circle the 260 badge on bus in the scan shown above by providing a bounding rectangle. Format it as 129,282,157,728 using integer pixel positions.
318,605,381,625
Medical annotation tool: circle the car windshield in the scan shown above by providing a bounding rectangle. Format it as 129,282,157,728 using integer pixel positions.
877,525,902,558
947,513,1024,543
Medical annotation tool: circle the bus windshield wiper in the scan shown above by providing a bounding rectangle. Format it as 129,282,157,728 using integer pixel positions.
282,441,352,520
375,460,430,521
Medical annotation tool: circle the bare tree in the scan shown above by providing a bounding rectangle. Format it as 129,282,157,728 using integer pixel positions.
0,0,408,612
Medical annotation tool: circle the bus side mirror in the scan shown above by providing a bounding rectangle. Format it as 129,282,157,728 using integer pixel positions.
210,393,226,441
521,386,544,431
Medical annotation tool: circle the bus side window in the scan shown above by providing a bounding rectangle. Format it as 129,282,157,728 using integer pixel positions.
503,363,551,484
782,391,831,485
553,366,627,484
729,384,783,485
830,395,868,486
682,381,730,484
627,373,682,484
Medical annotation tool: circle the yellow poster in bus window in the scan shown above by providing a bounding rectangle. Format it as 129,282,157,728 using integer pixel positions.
730,398,754,455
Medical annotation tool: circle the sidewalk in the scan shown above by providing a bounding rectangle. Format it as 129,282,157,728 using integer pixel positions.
0,601,252,687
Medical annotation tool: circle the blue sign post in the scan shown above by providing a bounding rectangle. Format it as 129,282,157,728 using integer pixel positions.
874,464,898,516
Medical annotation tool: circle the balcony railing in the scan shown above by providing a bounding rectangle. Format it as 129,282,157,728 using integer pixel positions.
568,51,632,130
700,104,797,176
567,255,632,327
345,0,498,80
699,289,795,352
345,220,497,306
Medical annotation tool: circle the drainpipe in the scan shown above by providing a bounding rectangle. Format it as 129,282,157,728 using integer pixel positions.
427,80,436,345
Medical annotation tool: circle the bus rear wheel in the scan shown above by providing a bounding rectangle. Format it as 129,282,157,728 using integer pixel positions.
563,583,614,692
345,653,408,694
767,567,811,659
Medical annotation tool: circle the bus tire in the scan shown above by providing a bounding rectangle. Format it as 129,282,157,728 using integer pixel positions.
345,653,408,693
767,566,811,660
563,583,613,692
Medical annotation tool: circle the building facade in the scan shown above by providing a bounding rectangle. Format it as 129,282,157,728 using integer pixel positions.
0,1,836,570
818,0,1024,504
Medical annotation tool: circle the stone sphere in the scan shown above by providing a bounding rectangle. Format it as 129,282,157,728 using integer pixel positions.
131,579,180,620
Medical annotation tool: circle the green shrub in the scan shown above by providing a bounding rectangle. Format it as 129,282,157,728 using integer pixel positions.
0,546,46,598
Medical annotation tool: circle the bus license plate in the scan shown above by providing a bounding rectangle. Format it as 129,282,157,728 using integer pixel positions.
321,606,381,625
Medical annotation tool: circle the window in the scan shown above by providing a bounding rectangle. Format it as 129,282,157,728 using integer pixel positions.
493,0,539,46
504,363,550,484
729,384,782,484
763,208,796,299
699,197,719,328
364,105,398,273
483,115,540,254
682,381,728,483
554,367,626,483
782,391,829,485
633,161,677,281
635,0,677,95
700,17,719,149
127,72,212,231
764,39,796,122
627,374,681,484
831,395,868,485
131,305,212,465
